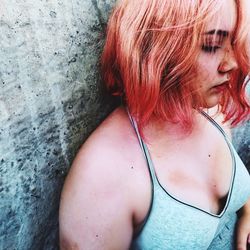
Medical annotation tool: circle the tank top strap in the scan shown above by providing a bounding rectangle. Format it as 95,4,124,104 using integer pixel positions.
126,109,158,184
199,109,236,168
199,110,229,139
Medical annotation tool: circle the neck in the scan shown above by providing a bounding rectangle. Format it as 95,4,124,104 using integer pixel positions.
142,110,204,145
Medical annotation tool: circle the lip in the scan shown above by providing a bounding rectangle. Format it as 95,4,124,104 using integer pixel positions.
212,81,229,92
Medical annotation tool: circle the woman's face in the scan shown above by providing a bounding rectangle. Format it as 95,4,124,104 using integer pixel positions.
195,0,238,108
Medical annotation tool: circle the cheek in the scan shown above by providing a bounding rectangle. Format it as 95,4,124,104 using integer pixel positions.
195,54,220,83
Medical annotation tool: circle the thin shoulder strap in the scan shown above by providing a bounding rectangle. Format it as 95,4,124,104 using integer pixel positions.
199,109,236,163
199,110,229,139
126,109,158,183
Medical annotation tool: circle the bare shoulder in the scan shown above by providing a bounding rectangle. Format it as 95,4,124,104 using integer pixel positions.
75,106,144,181
59,107,150,250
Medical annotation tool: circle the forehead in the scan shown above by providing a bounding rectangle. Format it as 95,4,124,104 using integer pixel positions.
205,0,237,34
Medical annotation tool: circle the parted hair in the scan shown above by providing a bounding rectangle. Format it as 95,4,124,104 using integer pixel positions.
101,0,250,132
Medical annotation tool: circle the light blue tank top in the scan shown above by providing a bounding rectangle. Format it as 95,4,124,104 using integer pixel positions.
128,111,250,250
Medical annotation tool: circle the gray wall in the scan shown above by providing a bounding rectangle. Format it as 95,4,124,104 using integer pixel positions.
232,121,250,171
0,1,249,250
0,1,117,249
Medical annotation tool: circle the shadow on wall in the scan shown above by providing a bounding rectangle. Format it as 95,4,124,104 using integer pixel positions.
0,0,249,250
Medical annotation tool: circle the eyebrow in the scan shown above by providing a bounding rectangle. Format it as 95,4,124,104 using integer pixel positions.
204,29,229,37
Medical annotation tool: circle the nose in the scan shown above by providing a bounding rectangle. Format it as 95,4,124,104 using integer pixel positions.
218,47,238,74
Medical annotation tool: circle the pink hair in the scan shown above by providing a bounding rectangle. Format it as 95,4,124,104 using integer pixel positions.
220,0,250,125
101,0,250,132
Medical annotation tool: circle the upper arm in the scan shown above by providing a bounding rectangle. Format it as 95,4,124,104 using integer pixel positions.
59,141,134,250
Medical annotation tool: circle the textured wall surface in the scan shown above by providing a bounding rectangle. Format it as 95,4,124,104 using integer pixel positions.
0,1,249,250
232,121,250,171
0,0,117,249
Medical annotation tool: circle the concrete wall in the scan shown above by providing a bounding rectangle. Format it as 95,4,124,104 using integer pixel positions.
0,1,249,250
0,1,117,249
232,121,250,171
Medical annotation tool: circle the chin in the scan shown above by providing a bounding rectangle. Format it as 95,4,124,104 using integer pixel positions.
202,95,221,109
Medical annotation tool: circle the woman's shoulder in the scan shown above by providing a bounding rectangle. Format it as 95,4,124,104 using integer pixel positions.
59,106,150,249
88,106,133,144
82,106,138,163
69,106,138,182
62,106,150,209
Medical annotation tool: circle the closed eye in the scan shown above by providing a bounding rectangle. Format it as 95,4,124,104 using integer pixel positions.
201,45,221,53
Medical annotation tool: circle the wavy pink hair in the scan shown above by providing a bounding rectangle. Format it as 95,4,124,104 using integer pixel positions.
101,0,250,132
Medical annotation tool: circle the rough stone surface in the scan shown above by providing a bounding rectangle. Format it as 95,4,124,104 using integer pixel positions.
0,1,117,249
0,1,249,250
232,121,250,172
232,83,250,172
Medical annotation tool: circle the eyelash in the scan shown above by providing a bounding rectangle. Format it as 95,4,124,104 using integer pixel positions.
202,45,221,53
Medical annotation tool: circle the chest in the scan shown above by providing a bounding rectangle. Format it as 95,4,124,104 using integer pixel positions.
147,129,234,215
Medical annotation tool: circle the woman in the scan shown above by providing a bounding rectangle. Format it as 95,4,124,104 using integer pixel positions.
59,0,250,249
